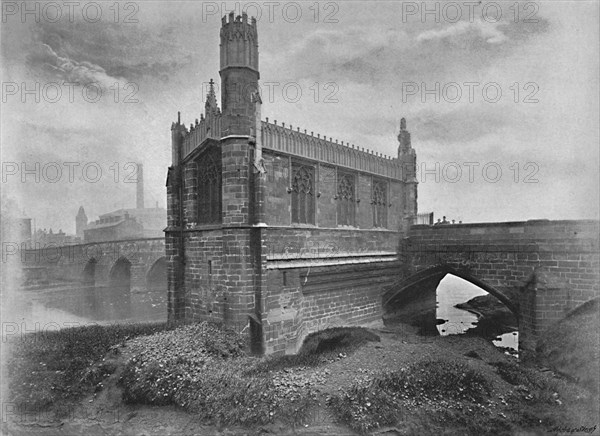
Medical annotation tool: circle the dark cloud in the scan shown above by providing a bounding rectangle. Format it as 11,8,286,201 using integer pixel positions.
26,20,192,84
281,14,551,86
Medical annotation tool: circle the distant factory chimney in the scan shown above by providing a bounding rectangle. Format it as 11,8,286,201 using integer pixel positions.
136,163,144,209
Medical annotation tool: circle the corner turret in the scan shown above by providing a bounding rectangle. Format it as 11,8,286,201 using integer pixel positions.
219,12,260,135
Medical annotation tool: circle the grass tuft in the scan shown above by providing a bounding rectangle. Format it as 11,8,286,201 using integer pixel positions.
329,359,492,434
118,322,320,427
6,322,175,414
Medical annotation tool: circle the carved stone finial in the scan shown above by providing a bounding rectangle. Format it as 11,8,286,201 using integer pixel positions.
205,79,219,114
398,117,412,156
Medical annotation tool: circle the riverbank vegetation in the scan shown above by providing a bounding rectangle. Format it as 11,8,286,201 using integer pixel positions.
4,316,599,435
6,322,175,415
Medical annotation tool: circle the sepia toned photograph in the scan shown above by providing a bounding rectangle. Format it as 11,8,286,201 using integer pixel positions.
1,1,598,435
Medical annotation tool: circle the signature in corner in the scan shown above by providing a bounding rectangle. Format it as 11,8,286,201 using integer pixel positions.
549,425,597,434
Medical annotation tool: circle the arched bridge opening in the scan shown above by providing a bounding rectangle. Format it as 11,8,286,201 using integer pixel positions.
383,265,518,338
146,257,167,293
82,258,97,288
108,257,133,319
140,257,168,320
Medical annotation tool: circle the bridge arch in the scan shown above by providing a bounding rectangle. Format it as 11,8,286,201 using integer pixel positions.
108,257,133,318
110,257,132,290
146,257,167,293
82,258,97,287
383,264,518,316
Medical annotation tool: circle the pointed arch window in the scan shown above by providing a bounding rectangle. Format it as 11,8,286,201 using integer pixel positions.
291,163,315,224
197,151,221,224
372,179,388,228
337,172,355,226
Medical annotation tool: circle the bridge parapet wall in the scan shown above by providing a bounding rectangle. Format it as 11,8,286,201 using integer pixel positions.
405,220,599,302
20,238,166,291
403,219,599,358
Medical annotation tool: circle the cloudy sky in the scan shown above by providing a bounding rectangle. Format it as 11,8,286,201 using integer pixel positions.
1,1,598,232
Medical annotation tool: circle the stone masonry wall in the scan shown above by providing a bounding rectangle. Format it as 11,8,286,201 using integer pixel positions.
262,150,406,231
404,219,599,357
406,220,599,301
262,261,399,355
261,227,399,354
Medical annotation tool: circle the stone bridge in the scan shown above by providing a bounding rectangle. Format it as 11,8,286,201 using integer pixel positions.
15,221,599,357
20,238,167,295
384,219,600,357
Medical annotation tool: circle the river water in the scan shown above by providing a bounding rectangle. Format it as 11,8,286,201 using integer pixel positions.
436,274,518,355
1,285,167,337
2,276,518,354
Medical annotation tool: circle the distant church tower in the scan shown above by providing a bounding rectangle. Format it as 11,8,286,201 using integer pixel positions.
76,206,88,239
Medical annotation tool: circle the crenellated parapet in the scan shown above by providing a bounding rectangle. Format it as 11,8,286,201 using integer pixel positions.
219,12,259,136
261,119,404,180
220,12,258,73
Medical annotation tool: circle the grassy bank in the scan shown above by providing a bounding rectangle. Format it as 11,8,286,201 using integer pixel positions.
6,322,175,415
118,325,380,427
537,298,600,391
6,321,599,435
328,359,495,434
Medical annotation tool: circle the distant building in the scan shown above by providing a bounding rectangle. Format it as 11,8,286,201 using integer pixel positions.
33,228,80,246
84,212,144,243
98,206,166,239
76,206,88,239
78,161,167,243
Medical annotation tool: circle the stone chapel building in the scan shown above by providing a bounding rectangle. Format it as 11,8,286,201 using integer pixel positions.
166,12,418,354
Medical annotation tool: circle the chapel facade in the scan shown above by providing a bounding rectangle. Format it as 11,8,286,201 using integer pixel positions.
166,12,417,354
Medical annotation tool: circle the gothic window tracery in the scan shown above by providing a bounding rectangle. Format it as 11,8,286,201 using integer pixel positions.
197,150,222,224
291,163,315,224
372,179,387,228
337,172,355,226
